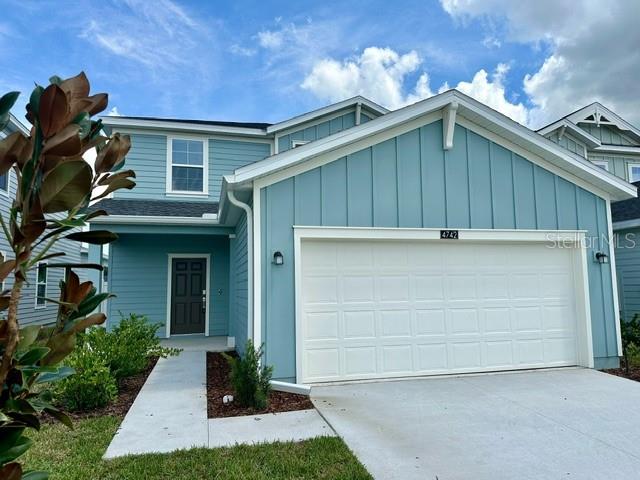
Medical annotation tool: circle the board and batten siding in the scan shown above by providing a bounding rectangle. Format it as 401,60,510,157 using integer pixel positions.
0,126,81,325
106,234,230,337
588,153,640,182
113,133,271,202
546,131,587,158
277,111,371,153
615,226,640,322
261,119,619,381
229,211,249,354
578,123,636,146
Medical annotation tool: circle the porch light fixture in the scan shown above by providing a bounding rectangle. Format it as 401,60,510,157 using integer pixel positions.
594,251,609,264
273,251,284,266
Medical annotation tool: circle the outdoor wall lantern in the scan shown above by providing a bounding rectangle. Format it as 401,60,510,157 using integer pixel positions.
273,251,284,266
594,251,609,264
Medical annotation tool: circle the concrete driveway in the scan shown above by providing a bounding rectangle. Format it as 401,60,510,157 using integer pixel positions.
312,368,640,480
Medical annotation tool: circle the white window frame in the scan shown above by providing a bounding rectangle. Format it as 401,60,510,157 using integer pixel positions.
627,163,640,183
34,262,47,309
0,251,6,292
291,139,310,149
166,136,209,196
592,160,609,171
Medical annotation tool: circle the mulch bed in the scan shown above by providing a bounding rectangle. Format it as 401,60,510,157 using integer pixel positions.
604,363,640,382
207,351,314,418
49,356,159,423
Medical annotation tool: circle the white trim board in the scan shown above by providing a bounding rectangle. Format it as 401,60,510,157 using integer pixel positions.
165,254,211,338
90,215,219,225
292,226,594,384
227,90,636,201
605,199,623,356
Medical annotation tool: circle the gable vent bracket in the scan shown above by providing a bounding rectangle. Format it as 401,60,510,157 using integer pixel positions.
443,101,458,150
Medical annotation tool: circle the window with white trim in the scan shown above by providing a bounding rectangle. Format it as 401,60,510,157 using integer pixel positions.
35,262,47,308
0,251,6,292
0,174,8,193
628,164,640,183
592,160,609,171
291,139,309,149
168,138,206,193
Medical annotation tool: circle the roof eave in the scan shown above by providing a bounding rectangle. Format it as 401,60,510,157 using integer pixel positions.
89,215,219,225
100,117,268,137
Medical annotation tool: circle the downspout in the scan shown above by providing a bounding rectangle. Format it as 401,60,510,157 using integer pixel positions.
227,189,254,342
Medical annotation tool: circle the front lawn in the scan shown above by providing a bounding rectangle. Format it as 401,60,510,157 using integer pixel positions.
23,416,371,480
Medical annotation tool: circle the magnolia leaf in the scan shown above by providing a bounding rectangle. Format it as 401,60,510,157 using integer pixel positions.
65,230,118,245
0,91,19,116
72,312,107,332
46,262,103,270
0,462,22,480
38,84,69,138
84,93,108,116
36,252,66,262
0,258,16,282
49,75,63,85
94,133,131,174
0,132,31,176
83,209,107,221
17,325,41,352
27,85,44,120
42,124,81,156
98,169,136,186
39,160,92,213
60,72,89,101
0,295,10,311
36,365,74,384
18,346,50,365
42,330,75,366
22,470,50,480
92,178,136,201
43,407,73,429
0,435,32,464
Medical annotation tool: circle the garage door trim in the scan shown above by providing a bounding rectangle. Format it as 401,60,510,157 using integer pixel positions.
293,226,594,384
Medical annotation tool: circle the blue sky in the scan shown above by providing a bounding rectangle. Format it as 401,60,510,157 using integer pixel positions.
0,1,637,128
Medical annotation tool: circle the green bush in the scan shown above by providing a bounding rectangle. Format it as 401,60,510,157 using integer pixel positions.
223,340,273,410
622,314,640,372
82,313,180,379
56,345,117,411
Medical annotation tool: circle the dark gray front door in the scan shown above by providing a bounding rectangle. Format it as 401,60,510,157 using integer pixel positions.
170,257,206,335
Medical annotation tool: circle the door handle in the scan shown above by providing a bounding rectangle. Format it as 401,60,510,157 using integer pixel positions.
202,289,206,312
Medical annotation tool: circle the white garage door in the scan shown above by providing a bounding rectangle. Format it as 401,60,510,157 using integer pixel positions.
299,238,581,383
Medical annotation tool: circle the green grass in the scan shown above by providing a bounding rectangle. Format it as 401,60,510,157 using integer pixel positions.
23,416,371,480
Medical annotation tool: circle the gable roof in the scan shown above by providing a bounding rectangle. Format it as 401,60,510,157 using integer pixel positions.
265,96,389,134
536,118,602,148
224,89,636,201
100,96,389,138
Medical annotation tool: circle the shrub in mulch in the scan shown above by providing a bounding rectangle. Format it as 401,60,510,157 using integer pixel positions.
46,357,158,423
207,352,313,418
604,364,640,383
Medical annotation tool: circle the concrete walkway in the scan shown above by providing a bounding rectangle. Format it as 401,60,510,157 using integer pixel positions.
313,368,640,480
104,351,208,458
105,352,332,458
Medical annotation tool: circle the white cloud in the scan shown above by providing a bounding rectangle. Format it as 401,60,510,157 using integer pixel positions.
440,0,640,127
302,47,528,124
229,44,256,57
257,30,284,49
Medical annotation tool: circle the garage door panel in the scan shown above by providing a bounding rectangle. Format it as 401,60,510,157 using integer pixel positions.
299,239,581,383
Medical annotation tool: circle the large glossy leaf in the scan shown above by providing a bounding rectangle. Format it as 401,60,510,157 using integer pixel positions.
65,230,118,245
42,124,81,157
98,169,136,186
0,91,19,116
17,325,40,352
0,463,22,480
38,84,70,138
17,346,50,365
71,312,106,332
22,470,49,480
43,407,73,429
94,133,131,174
0,258,16,282
0,132,31,176
0,435,32,464
36,365,74,384
92,178,135,201
39,160,91,213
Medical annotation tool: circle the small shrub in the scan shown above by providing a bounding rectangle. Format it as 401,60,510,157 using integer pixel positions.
83,313,180,379
622,314,640,372
56,345,117,411
223,340,273,410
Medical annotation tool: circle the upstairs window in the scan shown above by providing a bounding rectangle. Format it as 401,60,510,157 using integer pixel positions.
35,262,47,308
629,164,640,183
0,173,7,194
168,138,207,194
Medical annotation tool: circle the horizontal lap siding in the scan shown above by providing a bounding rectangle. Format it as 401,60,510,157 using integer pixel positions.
0,129,81,324
107,234,229,337
115,134,270,202
262,120,618,379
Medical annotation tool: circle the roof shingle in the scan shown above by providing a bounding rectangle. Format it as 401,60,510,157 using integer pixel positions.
89,198,218,218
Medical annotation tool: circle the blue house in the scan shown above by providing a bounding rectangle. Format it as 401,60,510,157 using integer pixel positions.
0,114,82,325
538,103,640,324
89,91,635,383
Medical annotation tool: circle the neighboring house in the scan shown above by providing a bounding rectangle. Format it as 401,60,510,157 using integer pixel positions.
89,91,635,384
538,104,640,324
0,114,82,325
